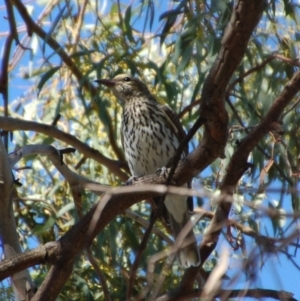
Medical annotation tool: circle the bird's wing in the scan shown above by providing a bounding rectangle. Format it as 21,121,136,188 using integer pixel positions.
160,104,194,213
121,128,124,150
160,104,188,155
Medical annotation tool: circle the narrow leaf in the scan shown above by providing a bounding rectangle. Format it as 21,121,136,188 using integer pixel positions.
37,66,60,96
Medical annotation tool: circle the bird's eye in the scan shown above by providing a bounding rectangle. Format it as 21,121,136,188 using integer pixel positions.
123,77,131,82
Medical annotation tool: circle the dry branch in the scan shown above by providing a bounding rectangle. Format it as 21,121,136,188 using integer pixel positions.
180,0,266,291
0,116,128,180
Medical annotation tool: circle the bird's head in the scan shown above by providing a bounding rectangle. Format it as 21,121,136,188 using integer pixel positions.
95,74,152,105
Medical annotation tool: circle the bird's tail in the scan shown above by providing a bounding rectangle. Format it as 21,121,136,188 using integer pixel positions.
165,195,201,268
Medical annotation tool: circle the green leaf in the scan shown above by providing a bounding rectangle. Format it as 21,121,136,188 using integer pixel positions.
124,5,135,43
37,66,60,96
172,35,181,64
124,221,139,250
176,45,193,74
149,0,155,30
283,0,294,16
56,202,75,218
32,216,56,234
42,5,67,54
159,9,181,21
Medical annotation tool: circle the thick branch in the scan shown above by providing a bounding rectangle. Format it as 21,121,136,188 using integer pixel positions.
156,288,296,301
179,0,266,290
170,0,265,187
198,60,300,295
0,242,60,280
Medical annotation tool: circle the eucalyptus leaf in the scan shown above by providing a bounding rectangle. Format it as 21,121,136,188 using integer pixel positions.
37,66,60,96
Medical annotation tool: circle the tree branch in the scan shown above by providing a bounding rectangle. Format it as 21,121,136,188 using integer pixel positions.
196,50,300,301
0,139,36,300
156,288,296,301
179,0,266,291
0,116,128,180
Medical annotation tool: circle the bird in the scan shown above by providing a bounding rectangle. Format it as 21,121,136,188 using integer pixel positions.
95,74,201,268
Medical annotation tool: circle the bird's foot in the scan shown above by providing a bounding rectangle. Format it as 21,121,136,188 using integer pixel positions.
125,176,138,186
156,166,169,179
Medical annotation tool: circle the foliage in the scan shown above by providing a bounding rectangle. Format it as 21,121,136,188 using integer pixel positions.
0,0,300,300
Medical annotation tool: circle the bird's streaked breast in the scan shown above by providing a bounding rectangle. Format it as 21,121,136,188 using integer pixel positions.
122,100,179,177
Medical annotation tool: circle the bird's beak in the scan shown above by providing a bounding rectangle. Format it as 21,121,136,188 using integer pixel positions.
95,79,116,87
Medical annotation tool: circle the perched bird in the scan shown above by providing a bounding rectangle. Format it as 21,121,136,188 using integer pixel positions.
96,74,200,268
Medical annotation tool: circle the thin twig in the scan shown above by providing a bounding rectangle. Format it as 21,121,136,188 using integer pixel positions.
0,116,128,180
0,0,18,149
86,248,112,301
